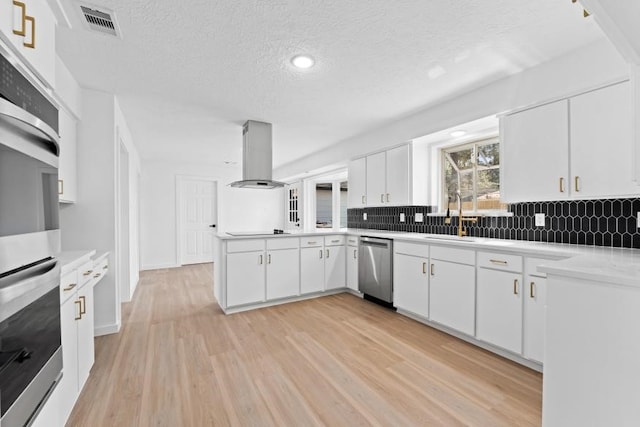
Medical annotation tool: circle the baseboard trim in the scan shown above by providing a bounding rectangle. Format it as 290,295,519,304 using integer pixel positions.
94,322,121,337
141,263,180,271
221,288,353,314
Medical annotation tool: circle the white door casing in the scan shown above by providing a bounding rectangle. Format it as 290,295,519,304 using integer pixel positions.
178,178,217,265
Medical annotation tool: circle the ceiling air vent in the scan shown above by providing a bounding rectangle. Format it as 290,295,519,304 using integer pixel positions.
80,5,120,37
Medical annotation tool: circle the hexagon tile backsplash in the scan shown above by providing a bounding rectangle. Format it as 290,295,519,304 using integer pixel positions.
347,198,640,249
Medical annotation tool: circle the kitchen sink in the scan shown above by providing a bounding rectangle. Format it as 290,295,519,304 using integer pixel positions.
424,235,478,243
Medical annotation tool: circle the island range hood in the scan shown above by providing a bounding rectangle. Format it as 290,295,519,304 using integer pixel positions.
230,120,285,189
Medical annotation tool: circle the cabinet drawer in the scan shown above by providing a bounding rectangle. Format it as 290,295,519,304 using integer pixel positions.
478,252,523,273
60,270,78,302
91,258,109,283
226,239,265,253
347,236,359,247
266,237,300,250
78,260,95,288
324,235,345,246
430,245,475,265
395,241,429,258
525,257,558,278
301,237,323,247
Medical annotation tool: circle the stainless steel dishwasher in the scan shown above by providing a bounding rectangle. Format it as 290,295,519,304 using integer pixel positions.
358,236,393,306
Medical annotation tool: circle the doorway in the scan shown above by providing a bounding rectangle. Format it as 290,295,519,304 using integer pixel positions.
177,177,218,265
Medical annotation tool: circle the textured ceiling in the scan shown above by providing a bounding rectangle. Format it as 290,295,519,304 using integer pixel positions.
55,0,604,168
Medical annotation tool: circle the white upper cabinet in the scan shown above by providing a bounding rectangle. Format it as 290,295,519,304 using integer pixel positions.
385,144,410,206
366,151,387,206
570,81,637,198
502,100,569,203
0,0,56,88
502,81,639,203
58,108,78,203
347,157,367,208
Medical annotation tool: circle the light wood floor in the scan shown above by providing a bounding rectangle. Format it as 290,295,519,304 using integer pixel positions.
68,264,542,426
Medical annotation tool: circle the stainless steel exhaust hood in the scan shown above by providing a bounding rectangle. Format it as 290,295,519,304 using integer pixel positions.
230,120,285,189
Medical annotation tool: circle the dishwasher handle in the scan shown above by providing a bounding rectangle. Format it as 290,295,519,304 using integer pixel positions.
359,238,391,248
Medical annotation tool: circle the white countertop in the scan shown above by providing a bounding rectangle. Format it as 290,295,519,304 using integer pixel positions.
216,228,640,286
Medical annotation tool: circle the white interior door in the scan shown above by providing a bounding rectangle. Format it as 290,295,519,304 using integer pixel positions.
179,178,217,265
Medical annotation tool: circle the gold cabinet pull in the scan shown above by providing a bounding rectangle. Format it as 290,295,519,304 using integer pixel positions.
361,195,365,204
490,259,508,265
430,263,435,276
513,279,519,295
259,254,263,265
530,282,535,298
559,177,565,193
353,249,357,259
103,265,108,270
380,194,384,203
23,14,35,49
58,179,64,195
307,241,316,245
93,273,101,278
63,283,77,292
422,262,427,274
267,254,271,264
574,176,580,192
319,249,323,259
74,300,82,320
326,249,330,258
83,270,93,276
386,193,390,203
12,1,26,36
331,239,340,243
79,295,86,315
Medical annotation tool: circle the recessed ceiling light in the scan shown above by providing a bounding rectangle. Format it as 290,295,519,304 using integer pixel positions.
291,55,315,69
451,130,466,137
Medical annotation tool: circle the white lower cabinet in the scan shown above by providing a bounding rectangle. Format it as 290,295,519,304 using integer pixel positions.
476,268,523,354
324,245,346,290
346,244,358,291
76,282,95,389
429,259,475,336
300,246,325,294
523,274,547,363
226,251,266,306
266,248,299,300
394,253,429,318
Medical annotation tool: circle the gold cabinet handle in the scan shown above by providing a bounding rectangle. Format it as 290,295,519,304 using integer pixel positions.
93,273,101,278
422,262,427,274
12,1,26,36
268,254,271,264
513,279,519,295
386,193,390,203
23,14,35,49
307,241,317,245
319,249,323,259
74,300,82,320
380,194,384,203
63,283,77,292
361,195,365,204
559,177,565,193
58,179,64,195
490,259,508,265
574,176,580,192
259,254,263,265
430,263,435,276
331,239,340,243
79,295,86,315
326,249,330,258
353,249,357,259
83,270,93,276
530,281,535,298
103,265,108,270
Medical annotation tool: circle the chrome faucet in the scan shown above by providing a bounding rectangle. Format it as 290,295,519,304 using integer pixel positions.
445,192,477,237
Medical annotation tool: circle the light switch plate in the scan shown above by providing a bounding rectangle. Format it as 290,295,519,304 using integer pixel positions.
400,213,406,223
363,212,367,221
415,213,424,223
535,213,545,227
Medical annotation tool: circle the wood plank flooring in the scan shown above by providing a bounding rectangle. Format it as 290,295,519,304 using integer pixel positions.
68,264,542,426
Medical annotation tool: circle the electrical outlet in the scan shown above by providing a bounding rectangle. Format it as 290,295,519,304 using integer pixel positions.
415,213,424,223
637,212,640,229
400,213,406,223
535,213,545,227
363,212,367,221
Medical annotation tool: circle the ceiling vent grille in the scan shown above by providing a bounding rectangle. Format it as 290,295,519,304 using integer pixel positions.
80,5,120,37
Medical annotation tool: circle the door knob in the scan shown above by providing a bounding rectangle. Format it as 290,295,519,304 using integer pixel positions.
209,224,216,228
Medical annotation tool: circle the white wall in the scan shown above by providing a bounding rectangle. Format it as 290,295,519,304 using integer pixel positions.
275,39,629,179
140,159,284,270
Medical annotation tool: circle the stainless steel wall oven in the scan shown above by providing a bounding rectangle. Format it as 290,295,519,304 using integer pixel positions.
0,47,61,427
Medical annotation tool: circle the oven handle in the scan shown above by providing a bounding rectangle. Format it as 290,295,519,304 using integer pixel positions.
0,97,60,147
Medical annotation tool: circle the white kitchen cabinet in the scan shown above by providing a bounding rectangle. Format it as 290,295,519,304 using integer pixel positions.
57,291,79,425
346,237,359,292
300,246,325,294
324,245,346,290
0,0,56,87
394,253,429,318
366,151,387,206
523,274,546,363
385,144,410,206
266,248,300,300
429,259,475,336
502,100,569,203
226,251,266,306
570,81,638,198
347,157,367,208
476,268,523,354
77,281,95,390
58,108,78,203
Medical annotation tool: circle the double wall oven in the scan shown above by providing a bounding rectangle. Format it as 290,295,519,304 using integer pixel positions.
0,48,62,426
